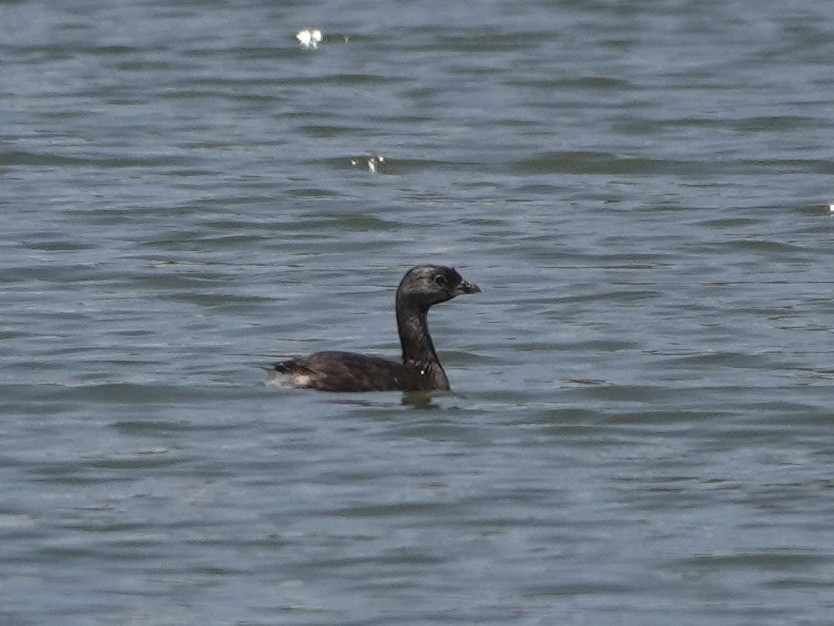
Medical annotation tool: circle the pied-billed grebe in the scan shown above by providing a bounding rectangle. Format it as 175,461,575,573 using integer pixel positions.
267,265,480,392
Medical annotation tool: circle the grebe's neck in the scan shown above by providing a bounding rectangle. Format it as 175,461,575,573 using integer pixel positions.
396,299,449,389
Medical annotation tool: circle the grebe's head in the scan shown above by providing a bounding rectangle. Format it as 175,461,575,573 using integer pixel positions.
396,265,480,309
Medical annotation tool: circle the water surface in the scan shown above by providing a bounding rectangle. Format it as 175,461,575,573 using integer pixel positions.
2,0,834,624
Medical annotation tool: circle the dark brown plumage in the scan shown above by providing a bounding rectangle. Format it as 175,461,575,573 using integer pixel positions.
267,265,480,392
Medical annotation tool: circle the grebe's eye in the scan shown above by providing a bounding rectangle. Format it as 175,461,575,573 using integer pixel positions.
434,274,448,289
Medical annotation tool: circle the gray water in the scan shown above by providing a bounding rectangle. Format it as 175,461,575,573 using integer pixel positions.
3,0,834,624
